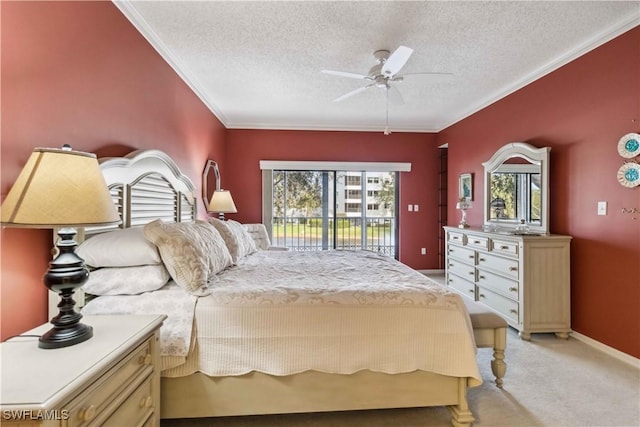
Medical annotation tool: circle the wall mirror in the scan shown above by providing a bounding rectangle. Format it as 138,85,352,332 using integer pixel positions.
482,142,550,235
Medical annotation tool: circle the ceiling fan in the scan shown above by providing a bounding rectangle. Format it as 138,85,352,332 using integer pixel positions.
321,46,451,134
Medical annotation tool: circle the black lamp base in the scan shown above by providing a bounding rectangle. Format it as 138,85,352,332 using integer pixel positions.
41,228,92,350
39,323,93,349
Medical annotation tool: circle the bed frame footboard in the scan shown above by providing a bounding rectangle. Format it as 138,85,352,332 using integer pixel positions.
161,371,474,426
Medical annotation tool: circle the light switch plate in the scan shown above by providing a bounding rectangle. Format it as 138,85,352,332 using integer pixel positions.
597,201,607,216
414,204,419,212
408,204,413,212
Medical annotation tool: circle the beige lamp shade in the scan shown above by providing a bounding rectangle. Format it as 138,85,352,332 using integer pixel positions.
208,189,237,214
1,147,121,228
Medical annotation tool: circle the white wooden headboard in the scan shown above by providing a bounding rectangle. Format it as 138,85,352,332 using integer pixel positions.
48,149,198,318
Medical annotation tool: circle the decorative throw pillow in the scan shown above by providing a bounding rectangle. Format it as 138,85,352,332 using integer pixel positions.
226,219,258,259
143,220,232,296
207,217,238,260
208,218,257,263
77,227,162,268
82,265,170,295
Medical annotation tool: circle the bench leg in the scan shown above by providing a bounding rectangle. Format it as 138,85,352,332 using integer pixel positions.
491,327,507,388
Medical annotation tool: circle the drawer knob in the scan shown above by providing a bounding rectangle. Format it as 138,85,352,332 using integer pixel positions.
479,294,485,299
479,275,485,279
468,289,474,294
468,272,474,276
478,258,485,262
509,309,518,314
473,240,480,244
509,267,518,272
468,255,474,259
140,396,153,408
500,245,509,250
139,354,152,365
509,287,518,292
79,404,96,422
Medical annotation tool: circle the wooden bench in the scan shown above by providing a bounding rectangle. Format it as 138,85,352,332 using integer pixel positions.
464,298,508,388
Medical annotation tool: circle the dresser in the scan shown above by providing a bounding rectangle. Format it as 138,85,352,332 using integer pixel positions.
444,226,571,340
1,315,165,427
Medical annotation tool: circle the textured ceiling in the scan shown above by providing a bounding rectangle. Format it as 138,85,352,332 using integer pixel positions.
116,1,639,133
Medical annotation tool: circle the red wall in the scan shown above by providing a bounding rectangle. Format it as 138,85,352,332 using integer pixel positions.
224,130,442,268
438,27,640,358
0,1,226,340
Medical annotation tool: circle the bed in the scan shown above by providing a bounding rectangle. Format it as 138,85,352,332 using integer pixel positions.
57,149,482,427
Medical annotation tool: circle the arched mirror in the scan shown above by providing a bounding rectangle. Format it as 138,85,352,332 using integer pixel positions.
483,142,550,235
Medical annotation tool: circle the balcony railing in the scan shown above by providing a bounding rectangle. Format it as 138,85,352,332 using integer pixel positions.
271,216,396,256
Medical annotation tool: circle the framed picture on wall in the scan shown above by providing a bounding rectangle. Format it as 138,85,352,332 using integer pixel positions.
459,173,473,201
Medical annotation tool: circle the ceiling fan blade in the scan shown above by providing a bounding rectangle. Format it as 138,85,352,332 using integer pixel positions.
321,70,370,80
333,83,374,102
387,85,404,106
381,46,413,78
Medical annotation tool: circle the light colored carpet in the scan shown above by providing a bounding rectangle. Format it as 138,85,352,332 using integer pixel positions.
161,328,640,427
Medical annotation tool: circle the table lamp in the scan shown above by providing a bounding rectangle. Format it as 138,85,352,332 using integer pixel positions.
1,146,120,348
208,190,237,220
456,197,472,228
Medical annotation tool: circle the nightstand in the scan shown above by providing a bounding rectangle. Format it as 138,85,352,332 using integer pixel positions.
1,315,165,427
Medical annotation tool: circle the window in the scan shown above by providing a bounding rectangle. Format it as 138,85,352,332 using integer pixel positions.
345,189,361,199
345,203,361,213
346,175,361,186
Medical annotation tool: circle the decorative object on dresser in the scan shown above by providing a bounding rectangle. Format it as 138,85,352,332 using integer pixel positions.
0,146,120,349
456,197,472,228
0,315,164,427
202,159,238,219
444,226,571,340
482,142,550,234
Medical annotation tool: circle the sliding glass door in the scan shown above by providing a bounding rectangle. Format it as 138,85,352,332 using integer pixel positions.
267,170,397,257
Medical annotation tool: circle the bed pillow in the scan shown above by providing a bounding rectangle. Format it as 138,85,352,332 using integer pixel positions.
208,218,257,263
143,219,233,296
82,265,170,295
77,227,162,268
226,219,258,258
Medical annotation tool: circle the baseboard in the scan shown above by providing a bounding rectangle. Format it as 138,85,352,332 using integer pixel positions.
418,269,445,276
570,331,640,369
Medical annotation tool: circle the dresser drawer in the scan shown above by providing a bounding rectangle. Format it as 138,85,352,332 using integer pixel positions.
466,235,489,250
67,339,154,427
476,269,519,301
447,273,476,299
103,376,155,427
477,287,519,324
477,252,519,280
491,238,519,257
447,244,475,263
447,231,466,244
447,258,475,281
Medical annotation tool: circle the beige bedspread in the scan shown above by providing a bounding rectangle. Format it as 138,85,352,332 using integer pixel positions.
162,250,482,386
